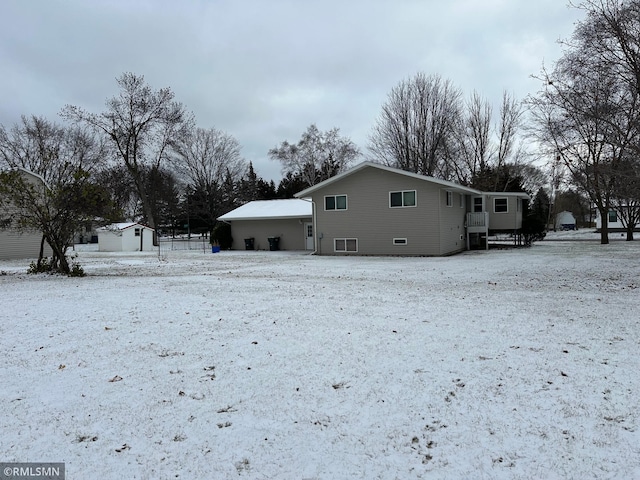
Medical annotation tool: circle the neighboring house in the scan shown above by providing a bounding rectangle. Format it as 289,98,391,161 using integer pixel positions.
595,207,640,232
555,211,576,231
293,162,529,256
218,199,313,251
98,222,155,252
0,168,54,260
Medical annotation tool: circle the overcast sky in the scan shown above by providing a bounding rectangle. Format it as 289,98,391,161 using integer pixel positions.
0,0,583,182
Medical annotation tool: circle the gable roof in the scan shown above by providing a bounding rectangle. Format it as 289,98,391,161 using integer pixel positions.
98,222,153,231
294,161,483,197
218,199,312,221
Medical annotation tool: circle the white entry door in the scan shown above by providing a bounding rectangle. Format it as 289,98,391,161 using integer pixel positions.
304,222,314,250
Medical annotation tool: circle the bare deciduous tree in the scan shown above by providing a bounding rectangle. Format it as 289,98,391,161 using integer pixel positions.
172,127,245,192
368,72,462,178
269,124,359,188
61,72,192,230
171,127,246,232
529,0,640,244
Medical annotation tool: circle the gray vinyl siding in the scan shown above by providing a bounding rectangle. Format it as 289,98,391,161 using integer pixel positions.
0,229,53,260
487,195,523,232
439,190,467,255
312,167,452,256
228,218,311,250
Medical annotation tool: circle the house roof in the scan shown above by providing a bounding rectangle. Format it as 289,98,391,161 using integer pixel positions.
218,199,312,221
484,191,531,199
294,161,484,197
98,222,153,231
16,167,48,188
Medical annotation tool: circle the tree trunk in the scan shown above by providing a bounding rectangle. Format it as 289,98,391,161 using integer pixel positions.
599,207,610,245
49,239,70,274
38,235,46,269
626,225,634,241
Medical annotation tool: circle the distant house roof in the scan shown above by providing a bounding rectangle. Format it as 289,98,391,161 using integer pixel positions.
218,199,312,221
294,161,484,197
98,222,153,231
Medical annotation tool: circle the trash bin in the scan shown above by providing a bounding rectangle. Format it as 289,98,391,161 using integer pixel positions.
211,245,221,253
267,236,280,251
244,238,255,250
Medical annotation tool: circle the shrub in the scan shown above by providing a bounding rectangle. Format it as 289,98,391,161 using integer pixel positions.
212,222,233,250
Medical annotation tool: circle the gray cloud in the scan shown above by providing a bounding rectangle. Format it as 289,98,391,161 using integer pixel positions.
0,0,583,182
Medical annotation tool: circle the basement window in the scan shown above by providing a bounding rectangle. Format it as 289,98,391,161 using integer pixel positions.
334,238,357,252
393,238,408,246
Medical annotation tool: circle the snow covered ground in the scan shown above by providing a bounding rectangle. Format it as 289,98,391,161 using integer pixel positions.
1,235,639,479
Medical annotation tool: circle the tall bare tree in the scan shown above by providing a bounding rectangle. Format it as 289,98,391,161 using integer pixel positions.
269,124,359,188
529,0,640,244
171,126,246,232
368,72,462,178
449,90,525,190
61,73,192,230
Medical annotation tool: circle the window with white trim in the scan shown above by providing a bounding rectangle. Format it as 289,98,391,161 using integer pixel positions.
134,228,141,237
334,238,357,252
446,191,453,207
325,195,347,210
608,210,618,223
390,190,416,208
393,238,407,245
473,197,483,212
494,198,508,213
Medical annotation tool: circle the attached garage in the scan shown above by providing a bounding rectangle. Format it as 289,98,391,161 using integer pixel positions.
218,199,313,251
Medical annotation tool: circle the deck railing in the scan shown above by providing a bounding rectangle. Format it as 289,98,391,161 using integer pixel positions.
466,212,488,228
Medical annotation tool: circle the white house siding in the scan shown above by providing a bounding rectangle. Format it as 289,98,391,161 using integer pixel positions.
0,229,53,260
0,169,54,260
310,167,443,256
122,227,154,251
228,219,311,250
594,209,640,231
98,225,154,252
98,231,123,252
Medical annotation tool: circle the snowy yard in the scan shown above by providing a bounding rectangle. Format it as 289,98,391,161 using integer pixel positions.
1,236,639,479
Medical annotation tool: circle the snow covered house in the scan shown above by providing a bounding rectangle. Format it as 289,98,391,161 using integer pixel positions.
217,199,313,251
98,222,155,252
0,168,54,260
294,162,529,256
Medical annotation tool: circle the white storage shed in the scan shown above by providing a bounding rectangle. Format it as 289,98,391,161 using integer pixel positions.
98,223,155,252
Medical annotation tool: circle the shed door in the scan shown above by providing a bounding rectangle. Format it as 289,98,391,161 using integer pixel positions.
304,222,314,250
